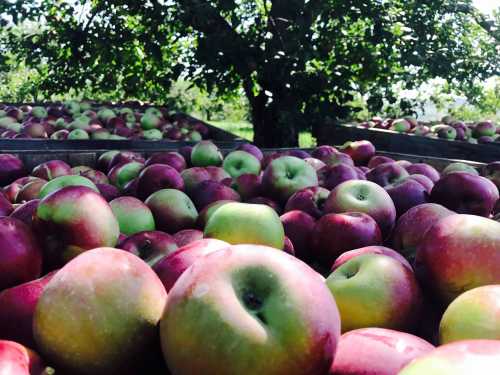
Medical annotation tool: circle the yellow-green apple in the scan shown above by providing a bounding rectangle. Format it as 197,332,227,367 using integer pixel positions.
0,154,25,186
0,271,56,349
145,189,198,233
366,162,409,187
223,150,261,179
136,164,184,200
118,230,178,266
280,210,315,261
326,253,422,332
331,246,412,272
339,140,376,166
204,202,284,249
160,244,341,375
231,173,262,200
173,229,204,247
235,143,263,162
368,155,395,169
439,285,500,344
191,140,223,167
153,238,230,291
191,180,241,210
38,175,99,199
108,161,144,191
196,200,233,228
0,217,42,290
34,248,167,374
96,183,120,202
318,164,360,191
324,180,397,238
15,179,47,203
441,162,478,176
391,203,453,261
9,199,39,228
0,340,46,375
398,340,500,375
262,156,319,202
31,160,71,181
330,328,434,375
437,126,457,140
415,214,500,303
406,163,440,183
145,151,186,172
284,186,330,219
430,172,499,216
35,186,120,266
0,193,13,216
110,196,156,235
312,212,382,267
385,177,429,217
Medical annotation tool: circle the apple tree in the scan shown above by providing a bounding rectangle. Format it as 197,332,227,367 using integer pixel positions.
1,0,498,146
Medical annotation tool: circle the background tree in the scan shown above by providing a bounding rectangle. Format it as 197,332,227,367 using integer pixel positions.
1,0,498,146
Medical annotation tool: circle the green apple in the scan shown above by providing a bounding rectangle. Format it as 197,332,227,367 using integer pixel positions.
68,129,90,140
191,141,223,167
142,128,163,140
39,175,99,199
223,150,261,179
31,106,48,119
110,196,156,236
141,113,161,130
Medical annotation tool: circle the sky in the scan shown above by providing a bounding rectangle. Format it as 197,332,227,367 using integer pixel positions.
473,0,499,15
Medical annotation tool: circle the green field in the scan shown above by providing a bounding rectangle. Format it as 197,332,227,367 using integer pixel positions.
209,120,317,148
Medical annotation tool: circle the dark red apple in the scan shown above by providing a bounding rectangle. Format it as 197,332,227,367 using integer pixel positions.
118,230,178,266
190,180,241,210
9,199,39,228
173,229,204,247
96,183,121,202
136,164,184,200
31,160,71,181
385,177,430,217
0,154,26,186
280,210,315,261
406,163,440,183
339,140,376,166
284,186,330,218
235,143,264,162
318,163,360,190
368,155,395,169
145,152,186,172
367,162,409,187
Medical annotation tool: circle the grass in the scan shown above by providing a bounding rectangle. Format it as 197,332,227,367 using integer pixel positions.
209,120,317,148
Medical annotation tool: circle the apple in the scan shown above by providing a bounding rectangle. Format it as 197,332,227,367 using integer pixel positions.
35,186,120,266
190,141,223,167
108,161,144,191
9,199,39,228
96,150,120,173
0,271,56,349
473,121,496,138
323,152,355,167
145,189,198,234
391,119,411,133
246,196,282,214
324,180,397,238
153,238,231,292
235,143,264,162
415,214,500,303
283,236,295,255
312,212,382,266
96,183,120,202
304,157,327,171
205,202,285,249
405,163,440,183
51,129,70,140
0,154,26,186
0,192,13,216
481,161,500,190
441,162,478,176
136,164,184,200
196,200,233,228
398,340,500,374
368,155,395,169
413,125,430,136
15,179,47,203
205,166,231,183
311,145,338,161
160,244,341,375
406,174,434,194
173,229,204,247
118,230,178,266
22,122,47,138
0,340,46,375
284,186,330,218
391,203,454,261
231,173,262,200
181,167,211,194
430,172,499,217
223,150,261,179
262,156,318,202
110,196,156,235
76,167,109,185
108,151,145,171
339,140,376,165
330,328,434,375
145,152,186,172
327,253,422,332
437,126,457,140
32,160,72,181
38,175,99,199
280,210,316,261
34,248,167,374
331,246,412,272
366,162,409,187
318,164,360,190
384,177,429,217
191,180,241,210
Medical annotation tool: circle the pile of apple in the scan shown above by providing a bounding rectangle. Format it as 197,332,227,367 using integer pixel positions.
1,139,500,374
0,101,209,141
356,116,499,144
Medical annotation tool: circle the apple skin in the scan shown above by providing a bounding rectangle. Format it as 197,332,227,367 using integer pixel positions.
366,162,409,187
284,186,330,218
439,285,500,344
190,140,223,167
311,145,338,161
235,143,264,162
38,175,99,199
73,167,109,185
304,157,327,171
205,202,285,249
246,196,283,214
108,151,145,171
145,189,198,234
107,161,144,191
430,172,499,217
385,177,430,217
15,179,47,203
31,160,72,181
110,196,156,236
473,121,496,137
323,152,355,167
191,180,241,210
196,200,233,228
0,340,46,375
398,340,500,375
153,238,230,292
96,150,120,173
441,162,478,176
35,186,120,266
9,199,39,228
118,230,178,266
329,328,434,375
136,164,184,200
33,248,168,375
415,214,500,303
174,229,204,247
205,166,231,183
180,167,211,194
339,140,376,166
318,164,360,190
406,163,440,183
0,217,42,291
262,156,319,202
407,174,434,194
391,203,453,261
324,180,397,238
160,244,341,375
283,236,295,255
280,210,316,261
326,253,422,333
481,161,500,190
0,192,13,216
223,150,261,179
231,173,262,200
312,212,382,267
3,177,42,203
0,154,26,186
0,271,56,349
368,155,395,169
96,183,120,202
145,151,186,172
331,246,412,272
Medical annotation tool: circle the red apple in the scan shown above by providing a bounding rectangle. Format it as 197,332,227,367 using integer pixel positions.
0,340,46,375
318,164,360,190
31,160,71,181
339,140,376,166
331,246,412,272
284,186,330,218
136,164,184,200
366,162,409,187
280,210,316,261
145,152,186,172
406,163,440,183
0,154,26,186
9,199,39,228
191,180,241,210
173,229,204,247
118,230,178,266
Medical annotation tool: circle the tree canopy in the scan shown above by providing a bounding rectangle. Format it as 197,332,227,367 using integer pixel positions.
1,0,499,146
